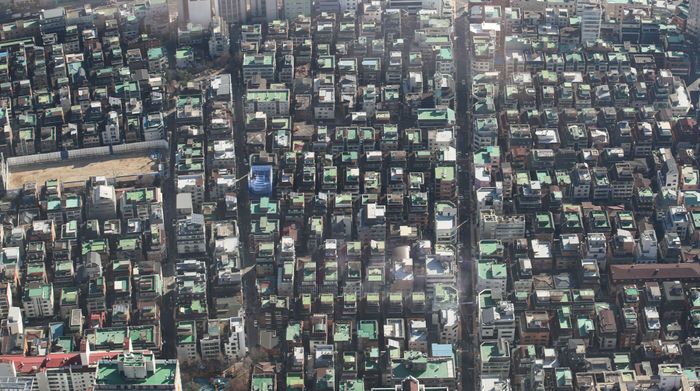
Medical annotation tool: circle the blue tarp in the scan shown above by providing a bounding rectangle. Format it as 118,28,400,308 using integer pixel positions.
249,165,273,197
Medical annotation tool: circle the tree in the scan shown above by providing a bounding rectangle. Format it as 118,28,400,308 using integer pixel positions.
225,362,251,391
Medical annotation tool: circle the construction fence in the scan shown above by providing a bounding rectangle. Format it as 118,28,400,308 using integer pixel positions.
4,140,169,168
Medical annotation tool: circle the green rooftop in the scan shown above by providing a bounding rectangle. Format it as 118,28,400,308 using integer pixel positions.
556,368,572,387
334,322,351,342
340,379,364,391
55,336,74,352
130,326,155,344
479,240,504,258
176,322,195,344
82,240,107,255
434,284,458,305
60,287,79,305
477,260,507,280
480,342,509,361
358,320,378,340
692,211,700,229
286,322,302,342
95,353,177,386
246,89,289,102
435,166,455,182
252,375,275,391
392,351,454,380
417,108,455,124
93,328,127,347
577,317,594,337
125,188,155,203
147,47,164,61
535,212,553,229
558,307,572,330
286,373,304,388
175,47,193,60
243,53,273,66
25,283,52,300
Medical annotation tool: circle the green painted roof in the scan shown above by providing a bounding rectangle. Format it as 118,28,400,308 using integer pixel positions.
243,53,274,66
147,47,164,60
339,379,364,391
358,320,378,340
392,351,454,380
286,322,302,341
334,322,351,342
129,326,155,346
286,373,304,388
177,321,195,344
25,283,52,300
61,287,79,305
480,342,509,361
252,375,275,391
247,89,289,102
96,353,177,386
477,260,507,280
435,166,455,182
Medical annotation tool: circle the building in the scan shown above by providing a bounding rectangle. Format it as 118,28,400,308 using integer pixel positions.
579,0,603,44
284,0,312,18
22,283,54,319
242,54,276,83
476,260,507,300
387,0,445,15
176,214,207,255
89,185,117,221
245,89,290,116
478,290,516,343
689,0,700,40
176,322,198,364
480,339,511,378
479,211,526,242
219,0,247,24
179,0,216,28
94,352,181,390
389,350,457,388
434,202,457,245
0,352,95,391
519,311,550,345
102,111,121,145
208,17,230,58
610,263,700,285
225,317,247,361
249,0,279,22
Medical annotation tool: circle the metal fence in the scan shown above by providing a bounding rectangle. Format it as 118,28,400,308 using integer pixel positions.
4,140,169,168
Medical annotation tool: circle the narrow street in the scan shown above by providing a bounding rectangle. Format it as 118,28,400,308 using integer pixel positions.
161,106,178,359
228,33,260,353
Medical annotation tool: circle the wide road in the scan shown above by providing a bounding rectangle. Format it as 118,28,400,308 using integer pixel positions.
453,5,477,391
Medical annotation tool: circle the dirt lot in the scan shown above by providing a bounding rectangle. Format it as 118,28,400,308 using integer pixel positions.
9,153,158,189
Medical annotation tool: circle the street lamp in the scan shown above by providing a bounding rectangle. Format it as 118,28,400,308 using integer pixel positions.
233,173,249,184
455,219,470,231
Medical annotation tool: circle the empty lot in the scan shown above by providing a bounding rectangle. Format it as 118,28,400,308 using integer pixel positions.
9,153,158,188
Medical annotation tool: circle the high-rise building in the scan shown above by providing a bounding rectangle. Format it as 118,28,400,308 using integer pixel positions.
688,0,700,40
579,0,603,44
341,0,359,13
219,0,247,24
179,0,218,27
249,0,278,22
387,0,443,14
284,0,312,19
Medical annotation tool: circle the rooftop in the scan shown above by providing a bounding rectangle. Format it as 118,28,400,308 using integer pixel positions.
95,353,178,386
